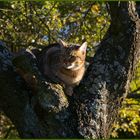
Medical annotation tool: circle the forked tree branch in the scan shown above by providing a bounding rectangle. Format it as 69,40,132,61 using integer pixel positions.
0,1,140,139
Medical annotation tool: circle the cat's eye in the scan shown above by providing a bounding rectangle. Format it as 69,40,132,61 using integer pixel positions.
70,57,76,62
75,62,79,65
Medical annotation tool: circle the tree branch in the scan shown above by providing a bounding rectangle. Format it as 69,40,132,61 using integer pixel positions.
73,1,140,139
0,1,140,139
0,45,78,138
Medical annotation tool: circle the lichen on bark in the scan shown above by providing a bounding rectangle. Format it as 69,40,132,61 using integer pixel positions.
0,1,140,139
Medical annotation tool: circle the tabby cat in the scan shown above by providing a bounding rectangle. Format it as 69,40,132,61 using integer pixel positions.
38,39,87,96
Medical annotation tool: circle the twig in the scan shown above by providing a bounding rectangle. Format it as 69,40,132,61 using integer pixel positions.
30,2,57,43
127,87,140,99
4,126,15,138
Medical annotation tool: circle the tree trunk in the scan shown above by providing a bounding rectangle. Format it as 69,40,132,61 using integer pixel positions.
0,1,140,139
74,2,140,139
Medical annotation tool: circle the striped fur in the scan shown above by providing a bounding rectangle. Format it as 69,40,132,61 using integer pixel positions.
38,40,87,96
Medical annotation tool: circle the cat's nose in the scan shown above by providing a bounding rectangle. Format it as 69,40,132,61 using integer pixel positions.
64,62,68,65
63,60,67,64
64,61,69,65
66,63,71,66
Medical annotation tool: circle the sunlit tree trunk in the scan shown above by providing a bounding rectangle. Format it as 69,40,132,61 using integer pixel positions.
75,2,140,138
0,1,140,139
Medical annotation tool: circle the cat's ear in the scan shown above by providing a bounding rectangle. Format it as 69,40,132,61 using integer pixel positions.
58,39,68,48
79,42,87,53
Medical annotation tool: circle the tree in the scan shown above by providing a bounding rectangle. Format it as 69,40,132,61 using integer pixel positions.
0,1,140,139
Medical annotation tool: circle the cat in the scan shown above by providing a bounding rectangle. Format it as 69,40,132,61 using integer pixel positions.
36,39,87,96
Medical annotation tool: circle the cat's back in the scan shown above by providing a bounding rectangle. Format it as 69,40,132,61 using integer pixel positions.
38,43,60,58
45,43,61,65
36,43,61,76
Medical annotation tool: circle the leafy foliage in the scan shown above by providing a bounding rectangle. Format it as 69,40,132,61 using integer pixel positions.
0,1,109,55
111,62,140,138
0,1,140,139
0,112,19,138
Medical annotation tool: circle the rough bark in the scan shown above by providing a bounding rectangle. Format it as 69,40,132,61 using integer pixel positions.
0,1,140,139
74,2,140,139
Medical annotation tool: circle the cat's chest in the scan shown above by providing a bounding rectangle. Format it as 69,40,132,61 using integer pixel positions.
57,67,85,85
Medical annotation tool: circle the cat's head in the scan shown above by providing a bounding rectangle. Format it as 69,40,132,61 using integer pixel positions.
58,39,87,70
